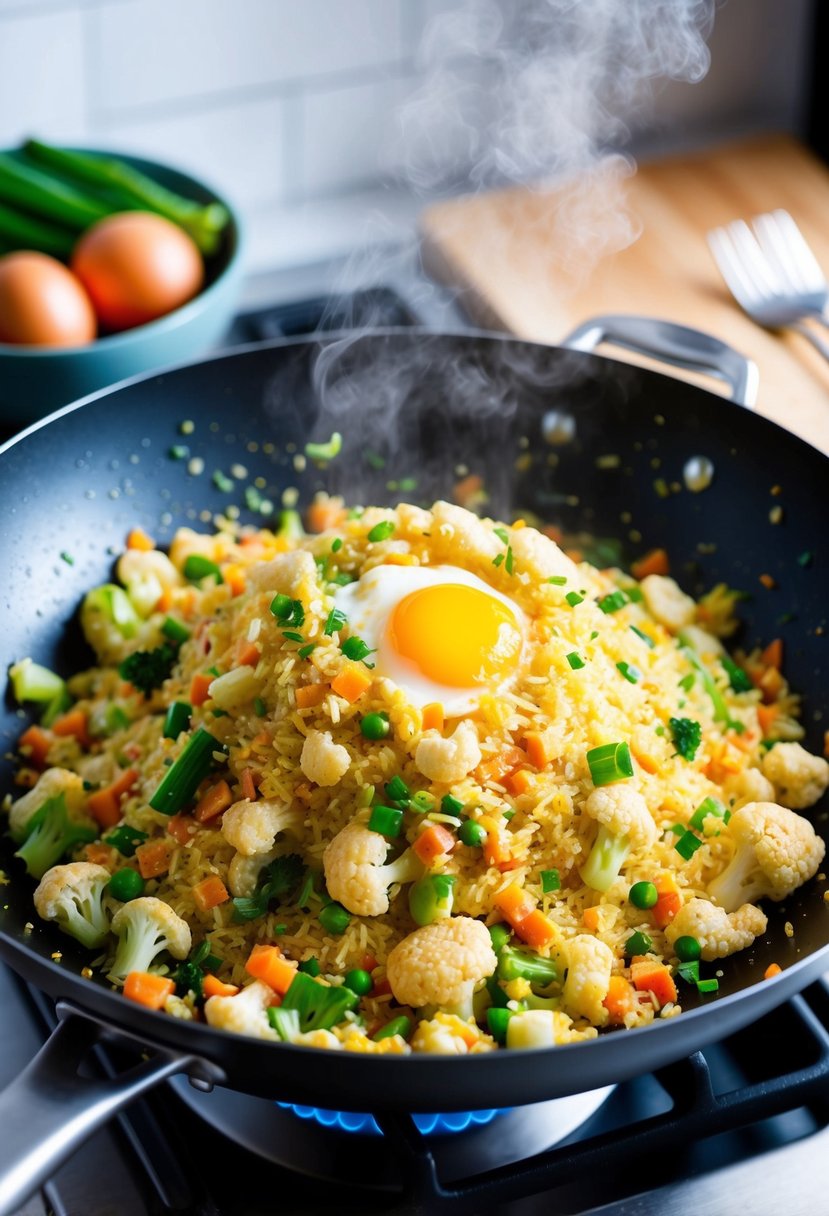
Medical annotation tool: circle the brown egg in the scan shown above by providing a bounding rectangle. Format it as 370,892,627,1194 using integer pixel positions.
0,251,97,347
72,211,204,332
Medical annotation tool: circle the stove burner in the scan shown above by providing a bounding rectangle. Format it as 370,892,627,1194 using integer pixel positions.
278,1102,505,1136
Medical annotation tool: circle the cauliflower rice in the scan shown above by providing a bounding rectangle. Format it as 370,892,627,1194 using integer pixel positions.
5,498,828,1055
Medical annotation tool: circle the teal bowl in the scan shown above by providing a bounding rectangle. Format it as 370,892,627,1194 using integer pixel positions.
0,150,244,427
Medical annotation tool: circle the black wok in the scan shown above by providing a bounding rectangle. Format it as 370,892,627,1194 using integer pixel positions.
0,317,826,1211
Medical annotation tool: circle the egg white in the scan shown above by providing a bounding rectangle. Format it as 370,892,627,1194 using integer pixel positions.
332,564,525,715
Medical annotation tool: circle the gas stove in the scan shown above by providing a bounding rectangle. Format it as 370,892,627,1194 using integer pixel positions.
3,271,829,1216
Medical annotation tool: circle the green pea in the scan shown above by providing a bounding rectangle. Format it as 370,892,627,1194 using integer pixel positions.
459,820,487,848
629,881,658,910
360,712,390,740
319,901,351,935
488,923,511,954
108,867,145,902
343,968,373,996
674,935,702,962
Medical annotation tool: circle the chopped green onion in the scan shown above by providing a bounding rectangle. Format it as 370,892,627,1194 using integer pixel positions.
630,625,655,649
492,553,505,568
674,935,701,962
104,824,148,857
459,819,486,848
183,554,223,583
341,636,373,662
677,960,700,984
566,652,586,670
624,585,644,603
489,923,511,954
678,672,695,693
565,591,584,607
385,776,410,802
629,880,658,909
409,873,456,925
546,575,568,586
497,945,558,986
9,659,65,704
281,631,303,643
721,655,753,694
212,470,234,493
103,704,130,734
161,617,191,644
318,901,351,935
163,700,192,740
368,805,404,837
679,641,742,732
625,930,653,956
297,644,317,659
616,661,643,684
305,432,342,462
374,1015,412,1042
59,550,74,566
598,591,627,614
586,741,633,786
410,791,434,812
797,551,813,567
367,521,395,543
169,444,189,460
670,823,685,836
324,607,347,636
254,697,267,717
331,537,343,553
689,796,729,833
696,977,719,995
674,830,703,860
541,869,560,893
668,716,702,762
504,546,514,575
360,712,390,740
494,527,509,543
486,1007,513,1044
441,794,464,818
149,728,221,816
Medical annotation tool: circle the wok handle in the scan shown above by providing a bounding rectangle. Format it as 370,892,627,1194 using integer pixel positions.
0,1002,219,1216
562,314,759,408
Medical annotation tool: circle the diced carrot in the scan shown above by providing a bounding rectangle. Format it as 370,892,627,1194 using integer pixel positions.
541,523,564,543
194,779,233,823
479,814,509,866
202,974,240,998
86,789,120,829
631,747,659,775
167,814,198,846
383,553,418,566
223,563,247,596
307,497,347,534
245,944,297,995
630,959,677,1008
154,588,172,614
452,474,484,507
331,663,373,703
123,971,175,1010
192,875,230,912
758,666,784,703
497,857,523,873
523,732,551,770
757,703,780,737
421,702,444,733
412,823,456,865
251,731,270,747
476,747,526,786
51,708,91,748
84,842,117,868
237,643,261,668
126,527,155,551
582,906,600,932
14,767,40,789
504,768,533,796
493,882,536,929
18,725,52,768
758,573,776,590
764,963,782,980
651,873,681,929
760,638,783,670
135,839,172,880
295,683,328,709
631,548,670,579
514,908,558,949
190,672,213,707
240,768,257,802
603,975,636,1024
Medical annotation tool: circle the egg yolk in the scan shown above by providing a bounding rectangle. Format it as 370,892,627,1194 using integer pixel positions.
388,584,522,688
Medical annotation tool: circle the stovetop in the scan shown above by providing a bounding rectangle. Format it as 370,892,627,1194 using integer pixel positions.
4,270,829,1215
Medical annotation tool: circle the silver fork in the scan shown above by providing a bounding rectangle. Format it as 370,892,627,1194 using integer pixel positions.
707,209,829,362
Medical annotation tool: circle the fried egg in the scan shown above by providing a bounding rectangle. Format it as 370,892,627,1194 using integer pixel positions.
332,564,525,715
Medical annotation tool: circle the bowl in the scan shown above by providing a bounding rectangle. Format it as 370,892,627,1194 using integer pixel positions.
0,149,244,428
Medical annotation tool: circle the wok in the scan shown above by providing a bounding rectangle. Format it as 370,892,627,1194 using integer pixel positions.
0,316,826,1212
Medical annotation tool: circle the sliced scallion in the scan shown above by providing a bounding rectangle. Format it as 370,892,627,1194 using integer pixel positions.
586,741,633,786
149,727,221,816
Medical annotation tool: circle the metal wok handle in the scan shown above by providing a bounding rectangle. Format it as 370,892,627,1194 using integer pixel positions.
562,314,759,408
0,1001,223,1216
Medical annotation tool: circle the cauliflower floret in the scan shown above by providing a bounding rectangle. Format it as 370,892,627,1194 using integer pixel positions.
561,935,614,1026
723,768,775,811
579,785,657,892
227,846,278,898
80,583,145,664
640,575,696,634
109,896,191,981
291,1029,341,1049
117,549,182,618
33,861,111,949
410,1012,496,1054
204,979,278,1040
386,916,496,1018
415,720,481,784
506,1009,598,1049
708,801,825,913
680,623,725,659
300,730,350,787
508,525,580,584
246,550,317,597
208,667,262,710
164,993,196,1021
761,742,829,810
323,820,421,916
666,897,768,960
429,501,503,564
9,768,87,839
337,1024,412,1055
221,798,302,857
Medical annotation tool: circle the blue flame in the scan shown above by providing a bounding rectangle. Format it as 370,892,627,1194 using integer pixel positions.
278,1103,505,1136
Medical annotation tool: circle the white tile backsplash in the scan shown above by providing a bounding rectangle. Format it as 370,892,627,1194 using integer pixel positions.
0,6,88,145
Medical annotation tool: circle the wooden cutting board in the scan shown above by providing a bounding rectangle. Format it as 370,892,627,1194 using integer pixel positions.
420,135,829,453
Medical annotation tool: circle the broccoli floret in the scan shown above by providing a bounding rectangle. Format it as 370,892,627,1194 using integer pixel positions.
232,853,306,922
33,862,111,949
173,939,222,999
267,971,358,1040
14,794,97,880
669,716,702,762
118,644,178,696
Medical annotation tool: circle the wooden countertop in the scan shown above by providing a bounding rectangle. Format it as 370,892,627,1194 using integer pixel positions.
421,135,829,454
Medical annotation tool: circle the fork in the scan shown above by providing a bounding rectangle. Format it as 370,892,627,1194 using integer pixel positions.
707,209,829,362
